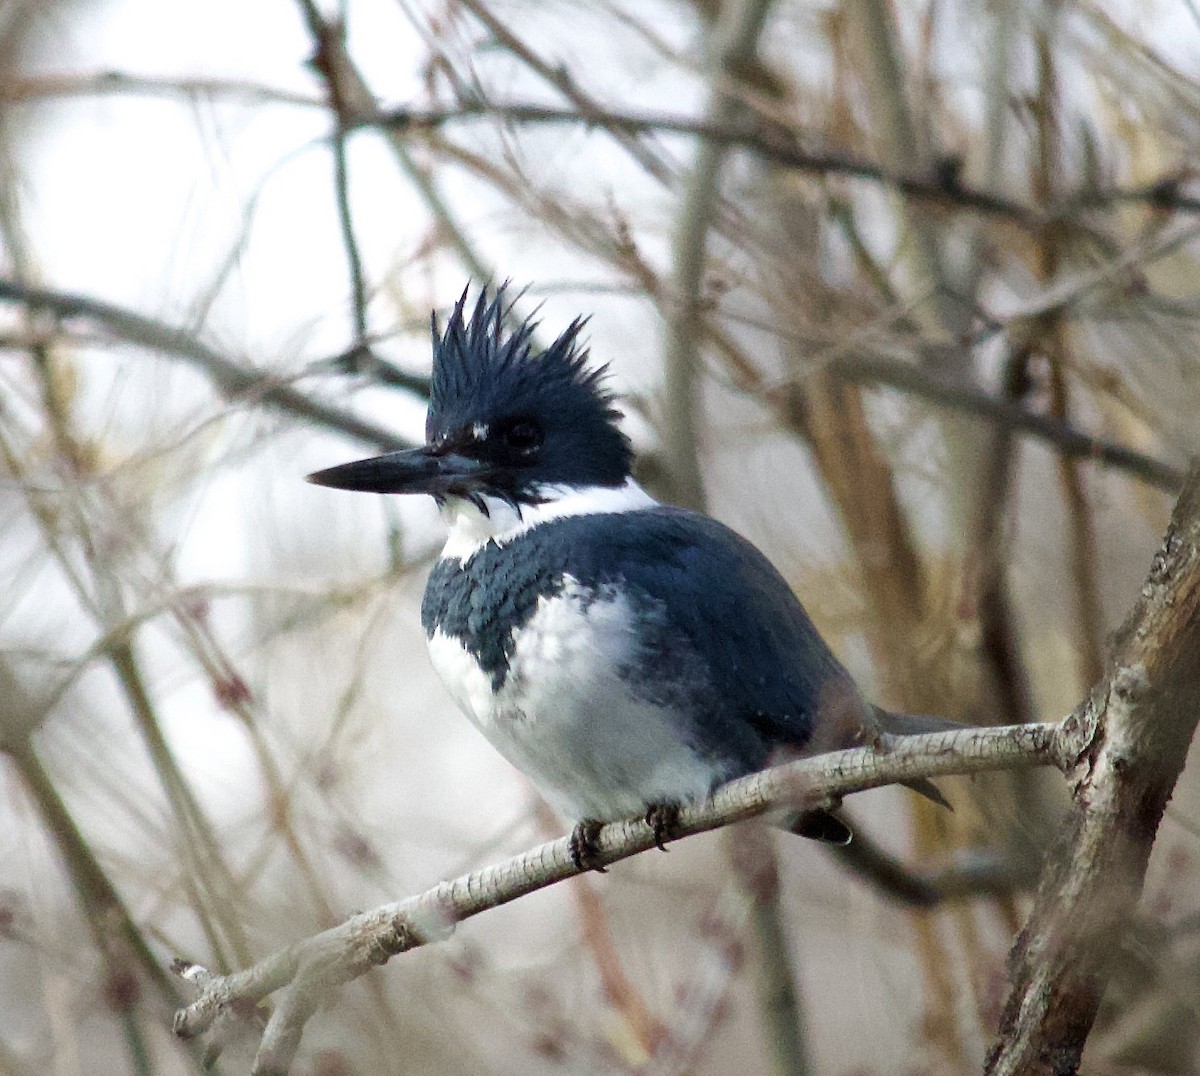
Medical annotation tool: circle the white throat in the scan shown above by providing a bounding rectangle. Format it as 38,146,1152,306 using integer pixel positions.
439,477,656,562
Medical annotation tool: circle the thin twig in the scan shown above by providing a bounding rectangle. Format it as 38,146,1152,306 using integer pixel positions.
309,15,370,348
831,821,1028,907
0,70,322,108
457,0,675,185
370,100,1200,224
966,339,1038,728
362,100,1042,229
292,0,503,298
109,640,255,969
0,277,407,450
814,352,1185,492
361,100,1188,231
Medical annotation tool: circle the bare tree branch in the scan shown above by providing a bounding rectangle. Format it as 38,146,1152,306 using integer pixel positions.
12,76,1197,233
0,69,323,108
0,277,407,451
814,352,1185,492
831,820,1029,907
660,0,778,511
291,0,504,303
308,15,370,351
987,463,1200,1072
456,0,676,185
172,719,1069,1071
357,101,1200,230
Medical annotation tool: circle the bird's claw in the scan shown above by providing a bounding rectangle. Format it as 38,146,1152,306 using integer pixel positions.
645,803,681,852
569,819,607,873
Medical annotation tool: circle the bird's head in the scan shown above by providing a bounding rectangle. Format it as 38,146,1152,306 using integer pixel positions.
308,287,634,512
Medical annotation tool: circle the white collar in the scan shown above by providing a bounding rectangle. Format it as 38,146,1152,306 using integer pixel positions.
439,477,656,562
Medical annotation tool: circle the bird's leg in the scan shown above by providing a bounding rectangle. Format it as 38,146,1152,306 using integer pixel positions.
569,819,607,873
644,802,682,852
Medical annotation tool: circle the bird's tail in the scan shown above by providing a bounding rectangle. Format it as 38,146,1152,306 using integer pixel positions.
874,706,963,811
874,706,964,738
783,708,963,845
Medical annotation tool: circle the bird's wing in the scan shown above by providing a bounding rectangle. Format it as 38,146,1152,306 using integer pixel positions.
553,505,876,770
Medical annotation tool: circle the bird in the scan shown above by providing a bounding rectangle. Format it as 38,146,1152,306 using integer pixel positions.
308,286,955,867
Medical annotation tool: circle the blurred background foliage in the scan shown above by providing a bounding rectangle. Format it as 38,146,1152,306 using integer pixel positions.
1,0,1199,1072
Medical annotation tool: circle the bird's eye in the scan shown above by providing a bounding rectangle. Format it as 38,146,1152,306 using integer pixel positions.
503,421,544,455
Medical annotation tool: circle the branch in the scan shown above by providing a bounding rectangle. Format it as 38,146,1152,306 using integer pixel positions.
291,0,505,303
456,0,675,185
173,719,1069,1072
359,100,1200,230
661,0,777,511
987,462,1200,1072
832,820,1029,907
0,277,407,451
12,76,1196,231
850,0,964,343
814,352,1185,492
308,15,370,349
365,100,1041,226
0,70,323,109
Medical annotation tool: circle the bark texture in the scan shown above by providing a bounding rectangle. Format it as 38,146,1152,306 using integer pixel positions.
987,465,1200,1074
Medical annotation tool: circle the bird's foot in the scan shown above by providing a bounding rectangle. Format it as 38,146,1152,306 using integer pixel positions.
569,819,607,873
645,802,682,852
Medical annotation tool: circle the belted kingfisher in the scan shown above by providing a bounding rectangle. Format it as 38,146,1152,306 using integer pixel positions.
309,287,952,863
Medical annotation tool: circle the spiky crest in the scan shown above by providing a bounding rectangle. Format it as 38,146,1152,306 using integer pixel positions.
425,286,633,494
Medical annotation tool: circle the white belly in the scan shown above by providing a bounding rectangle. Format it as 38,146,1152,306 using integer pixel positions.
426,578,720,821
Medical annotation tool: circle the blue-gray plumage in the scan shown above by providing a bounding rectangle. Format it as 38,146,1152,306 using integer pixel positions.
309,286,954,859
422,507,854,749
